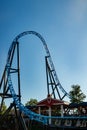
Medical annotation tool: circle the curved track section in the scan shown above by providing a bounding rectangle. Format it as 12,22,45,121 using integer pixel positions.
6,31,69,124
11,31,69,99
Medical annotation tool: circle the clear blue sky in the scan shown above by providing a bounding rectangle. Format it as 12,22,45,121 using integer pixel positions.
0,0,87,105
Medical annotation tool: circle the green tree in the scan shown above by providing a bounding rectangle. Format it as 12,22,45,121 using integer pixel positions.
69,85,86,103
25,98,38,106
0,102,7,114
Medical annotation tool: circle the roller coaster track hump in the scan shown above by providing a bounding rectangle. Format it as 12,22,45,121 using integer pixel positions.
0,31,70,124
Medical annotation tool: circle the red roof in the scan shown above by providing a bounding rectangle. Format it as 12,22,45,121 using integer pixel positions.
37,96,69,107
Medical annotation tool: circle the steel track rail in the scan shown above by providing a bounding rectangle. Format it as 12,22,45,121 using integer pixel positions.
6,31,70,124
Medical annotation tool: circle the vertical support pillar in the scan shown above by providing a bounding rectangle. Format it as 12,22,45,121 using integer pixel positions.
61,105,63,117
45,57,50,96
17,42,21,102
38,107,41,114
49,106,51,124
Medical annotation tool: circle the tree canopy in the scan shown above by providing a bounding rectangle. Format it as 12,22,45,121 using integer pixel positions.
69,85,86,103
25,98,38,106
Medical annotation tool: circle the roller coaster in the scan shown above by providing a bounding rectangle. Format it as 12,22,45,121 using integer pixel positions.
0,31,87,130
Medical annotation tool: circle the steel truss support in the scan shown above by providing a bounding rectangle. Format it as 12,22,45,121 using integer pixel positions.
45,56,67,100
0,42,21,112
0,102,28,130
0,42,23,130
0,31,70,128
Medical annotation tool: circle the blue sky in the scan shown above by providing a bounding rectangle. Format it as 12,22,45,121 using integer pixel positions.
0,0,87,105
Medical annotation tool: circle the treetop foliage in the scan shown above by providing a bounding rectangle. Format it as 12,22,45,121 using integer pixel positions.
25,98,38,106
69,84,86,103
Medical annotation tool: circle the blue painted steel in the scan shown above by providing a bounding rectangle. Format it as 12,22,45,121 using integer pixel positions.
13,31,70,99
6,31,71,124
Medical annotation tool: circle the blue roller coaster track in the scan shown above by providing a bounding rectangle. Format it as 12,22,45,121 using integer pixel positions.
0,31,70,125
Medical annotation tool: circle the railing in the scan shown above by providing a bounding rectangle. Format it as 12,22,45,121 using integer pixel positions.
46,116,87,128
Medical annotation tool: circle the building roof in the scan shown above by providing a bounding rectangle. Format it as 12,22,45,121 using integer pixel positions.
37,95,69,107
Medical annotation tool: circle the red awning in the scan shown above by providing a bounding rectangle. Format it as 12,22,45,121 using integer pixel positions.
37,96,69,107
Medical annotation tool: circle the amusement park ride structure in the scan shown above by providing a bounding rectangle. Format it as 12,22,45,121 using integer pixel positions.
0,31,87,130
